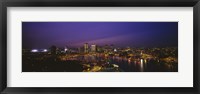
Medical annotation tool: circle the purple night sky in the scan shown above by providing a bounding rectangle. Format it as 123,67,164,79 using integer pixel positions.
22,22,178,49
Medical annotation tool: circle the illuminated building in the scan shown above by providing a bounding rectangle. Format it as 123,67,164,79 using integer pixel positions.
114,48,117,52
91,44,96,52
64,47,68,52
104,44,109,53
84,43,89,53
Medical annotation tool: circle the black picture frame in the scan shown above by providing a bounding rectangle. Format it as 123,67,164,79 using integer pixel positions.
0,0,199,94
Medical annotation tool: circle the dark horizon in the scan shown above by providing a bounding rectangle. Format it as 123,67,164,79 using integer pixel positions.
22,22,178,49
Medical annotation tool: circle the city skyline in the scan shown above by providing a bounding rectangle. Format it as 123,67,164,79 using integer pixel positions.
22,22,178,72
22,22,178,49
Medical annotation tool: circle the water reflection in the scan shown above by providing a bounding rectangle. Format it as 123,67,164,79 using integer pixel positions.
140,59,144,72
66,54,178,72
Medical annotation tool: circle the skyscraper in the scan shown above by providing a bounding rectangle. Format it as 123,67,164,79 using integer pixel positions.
91,44,96,52
84,43,89,53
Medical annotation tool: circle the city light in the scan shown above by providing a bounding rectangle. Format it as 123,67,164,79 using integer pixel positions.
113,64,119,68
114,48,117,52
43,49,48,52
31,49,38,52
64,48,68,52
24,45,178,72
22,22,178,72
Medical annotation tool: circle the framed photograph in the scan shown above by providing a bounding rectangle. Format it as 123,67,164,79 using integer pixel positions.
0,0,199,94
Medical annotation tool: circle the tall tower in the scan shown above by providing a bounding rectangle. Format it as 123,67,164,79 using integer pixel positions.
84,43,89,53
91,44,96,52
